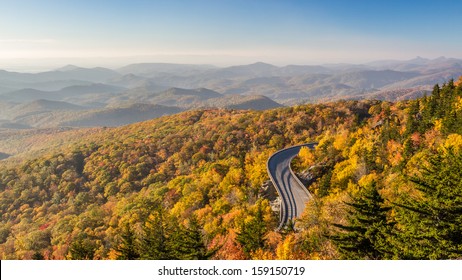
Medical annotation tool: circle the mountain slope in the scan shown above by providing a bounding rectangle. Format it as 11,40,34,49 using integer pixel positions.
2,57,462,111
1,83,125,103
0,66,120,85
117,63,216,77
8,103,181,128
9,99,84,120
146,87,223,107
200,94,283,110
0,81,461,260
0,99,375,260
60,103,182,127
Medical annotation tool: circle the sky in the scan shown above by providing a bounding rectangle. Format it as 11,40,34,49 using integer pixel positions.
1,0,461,71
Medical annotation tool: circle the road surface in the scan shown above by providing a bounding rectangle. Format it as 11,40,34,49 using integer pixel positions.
267,143,316,230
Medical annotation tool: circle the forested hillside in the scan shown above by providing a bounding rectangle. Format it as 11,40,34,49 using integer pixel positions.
0,79,461,259
293,79,462,259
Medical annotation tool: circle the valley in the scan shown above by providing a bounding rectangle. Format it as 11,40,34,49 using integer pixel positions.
1,57,460,131
0,58,461,260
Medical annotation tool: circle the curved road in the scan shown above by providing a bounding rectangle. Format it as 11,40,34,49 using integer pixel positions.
267,143,316,230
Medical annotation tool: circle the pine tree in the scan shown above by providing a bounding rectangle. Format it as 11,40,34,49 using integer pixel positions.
236,202,267,258
425,84,440,119
67,234,97,260
168,215,217,259
115,223,140,260
330,182,394,259
394,146,462,259
139,207,172,259
404,100,421,137
139,209,218,260
32,251,44,260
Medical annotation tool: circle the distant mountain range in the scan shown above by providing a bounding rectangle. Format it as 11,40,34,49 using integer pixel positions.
0,57,460,128
0,85,282,128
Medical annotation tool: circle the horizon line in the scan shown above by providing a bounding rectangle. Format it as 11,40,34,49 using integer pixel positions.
1,55,461,73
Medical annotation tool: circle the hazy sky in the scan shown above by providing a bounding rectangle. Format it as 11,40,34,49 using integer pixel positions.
1,0,461,71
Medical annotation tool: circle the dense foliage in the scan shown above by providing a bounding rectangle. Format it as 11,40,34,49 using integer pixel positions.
294,79,462,259
0,99,369,259
0,78,461,259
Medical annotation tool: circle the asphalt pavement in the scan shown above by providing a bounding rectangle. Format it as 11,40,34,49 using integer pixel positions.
267,143,316,230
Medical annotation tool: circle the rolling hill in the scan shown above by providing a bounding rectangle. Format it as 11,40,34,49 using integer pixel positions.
199,94,283,110
145,87,223,107
59,103,182,127
0,57,460,129
117,62,216,77
15,99,84,112
1,80,460,260
1,58,460,106
5,103,181,128
1,83,126,104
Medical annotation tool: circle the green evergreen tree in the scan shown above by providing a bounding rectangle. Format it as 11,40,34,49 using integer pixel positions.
417,82,462,136
330,182,394,259
168,215,217,259
139,207,172,259
32,251,44,260
236,201,267,258
394,147,462,259
404,99,421,137
115,223,140,260
425,84,440,119
67,234,98,260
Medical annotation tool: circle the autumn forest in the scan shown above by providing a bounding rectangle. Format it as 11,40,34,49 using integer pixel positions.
0,78,461,260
